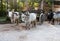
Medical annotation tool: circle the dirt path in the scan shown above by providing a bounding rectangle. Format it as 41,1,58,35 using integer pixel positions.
0,22,60,41
0,23,27,32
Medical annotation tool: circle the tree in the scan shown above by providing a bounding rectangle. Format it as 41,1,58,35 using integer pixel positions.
45,0,54,8
40,0,44,10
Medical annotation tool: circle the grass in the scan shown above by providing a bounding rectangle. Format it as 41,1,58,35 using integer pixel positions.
0,17,6,22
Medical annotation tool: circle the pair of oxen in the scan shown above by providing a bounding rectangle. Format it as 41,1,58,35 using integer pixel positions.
8,11,37,29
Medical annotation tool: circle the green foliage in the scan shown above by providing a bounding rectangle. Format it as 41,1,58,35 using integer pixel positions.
0,0,7,11
0,17,6,22
45,0,54,6
0,0,44,12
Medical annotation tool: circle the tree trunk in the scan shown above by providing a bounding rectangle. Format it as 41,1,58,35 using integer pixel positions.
40,0,44,10
1,0,3,11
0,0,3,17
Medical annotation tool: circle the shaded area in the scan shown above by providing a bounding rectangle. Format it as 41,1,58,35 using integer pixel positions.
0,17,11,24
54,1,60,5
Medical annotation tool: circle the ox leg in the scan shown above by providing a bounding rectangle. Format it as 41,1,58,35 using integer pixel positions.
52,18,55,25
10,18,14,23
25,22,30,30
13,18,15,23
58,19,60,25
59,21,60,25
31,21,36,28
57,19,59,24
40,20,43,25
34,21,36,27
15,19,19,26
31,21,34,28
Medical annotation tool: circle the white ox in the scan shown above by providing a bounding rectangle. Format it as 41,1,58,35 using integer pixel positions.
8,11,14,23
21,13,37,28
53,12,60,24
14,12,20,23
8,11,20,25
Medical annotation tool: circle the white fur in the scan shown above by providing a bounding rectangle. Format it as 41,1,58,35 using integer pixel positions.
14,12,19,19
21,13,36,27
8,11,20,23
21,13,36,22
29,13,36,22
21,13,26,22
8,11,13,18
53,13,60,19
